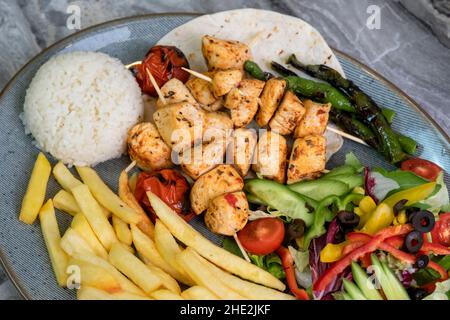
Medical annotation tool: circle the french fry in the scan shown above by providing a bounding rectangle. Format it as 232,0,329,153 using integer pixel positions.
195,251,296,300
60,228,97,257
72,253,144,296
77,286,152,300
53,161,83,192
129,172,138,194
71,213,108,259
76,166,140,224
130,224,192,285
146,263,181,294
39,200,68,286
112,216,132,246
118,170,154,238
154,220,194,285
181,286,219,300
108,243,162,295
19,152,51,224
176,248,245,300
147,192,286,291
68,258,121,293
150,289,184,300
71,184,117,250
53,190,80,216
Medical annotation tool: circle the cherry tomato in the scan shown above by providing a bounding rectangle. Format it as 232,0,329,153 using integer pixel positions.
430,213,450,247
237,218,285,255
400,158,442,181
134,169,195,222
134,45,190,97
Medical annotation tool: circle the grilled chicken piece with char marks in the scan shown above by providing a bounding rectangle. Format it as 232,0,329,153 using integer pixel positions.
202,35,252,71
256,78,287,127
127,122,173,171
228,128,257,176
153,102,206,152
294,100,331,138
225,79,265,128
186,74,222,112
156,78,197,109
269,91,306,135
287,135,326,184
204,191,249,236
252,131,288,184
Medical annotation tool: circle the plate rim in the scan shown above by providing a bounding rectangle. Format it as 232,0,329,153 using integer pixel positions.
0,12,448,300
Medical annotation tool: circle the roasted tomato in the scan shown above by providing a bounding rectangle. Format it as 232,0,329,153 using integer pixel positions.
400,158,442,181
134,45,190,96
431,213,450,247
134,169,195,222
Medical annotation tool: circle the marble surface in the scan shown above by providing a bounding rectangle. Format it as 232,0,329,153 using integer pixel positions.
1,0,450,300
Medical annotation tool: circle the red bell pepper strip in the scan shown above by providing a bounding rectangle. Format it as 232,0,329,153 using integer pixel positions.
342,241,366,256
313,225,413,294
276,246,309,300
384,235,404,249
347,232,449,280
421,242,450,255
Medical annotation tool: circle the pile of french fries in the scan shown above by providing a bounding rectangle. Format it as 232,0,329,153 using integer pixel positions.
19,152,295,300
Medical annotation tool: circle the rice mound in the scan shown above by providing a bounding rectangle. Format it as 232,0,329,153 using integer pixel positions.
22,51,144,166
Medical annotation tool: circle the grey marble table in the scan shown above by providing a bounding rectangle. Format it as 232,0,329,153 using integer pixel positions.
1,0,449,300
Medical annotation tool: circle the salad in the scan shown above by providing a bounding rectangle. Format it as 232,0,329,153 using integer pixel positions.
224,153,450,300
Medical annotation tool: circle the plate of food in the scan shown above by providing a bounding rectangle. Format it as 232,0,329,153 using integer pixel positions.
1,9,449,300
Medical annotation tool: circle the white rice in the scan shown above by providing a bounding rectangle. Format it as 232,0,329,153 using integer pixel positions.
22,51,144,166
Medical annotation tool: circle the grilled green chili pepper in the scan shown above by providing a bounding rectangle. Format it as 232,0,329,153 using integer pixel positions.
244,60,274,81
288,55,406,163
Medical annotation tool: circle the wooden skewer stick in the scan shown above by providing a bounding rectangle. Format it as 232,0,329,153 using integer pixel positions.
181,67,213,82
125,160,137,173
326,126,369,146
233,234,251,263
126,61,142,69
145,68,167,106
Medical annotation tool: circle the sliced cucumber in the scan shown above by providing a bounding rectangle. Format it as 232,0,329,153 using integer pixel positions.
381,261,410,300
288,179,349,201
324,174,364,190
246,193,268,206
342,292,353,300
245,179,313,226
343,279,367,300
351,262,383,300
323,165,357,178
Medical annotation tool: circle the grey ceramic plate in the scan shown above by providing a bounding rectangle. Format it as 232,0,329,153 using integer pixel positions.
0,13,449,300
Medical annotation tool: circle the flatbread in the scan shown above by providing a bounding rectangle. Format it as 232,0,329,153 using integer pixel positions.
158,8,345,76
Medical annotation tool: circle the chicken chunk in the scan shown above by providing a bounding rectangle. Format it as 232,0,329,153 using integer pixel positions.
287,135,326,184
204,191,249,236
256,78,287,127
153,102,206,152
186,75,222,111
211,69,243,97
127,122,173,171
178,139,228,180
204,111,233,143
294,100,331,138
202,35,252,71
190,165,244,215
228,128,257,176
156,78,197,109
252,131,288,184
269,91,306,135
225,79,265,110
225,79,265,128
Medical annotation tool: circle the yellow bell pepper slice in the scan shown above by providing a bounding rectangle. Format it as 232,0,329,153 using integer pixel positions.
360,203,394,235
320,242,348,263
359,196,377,215
382,182,436,208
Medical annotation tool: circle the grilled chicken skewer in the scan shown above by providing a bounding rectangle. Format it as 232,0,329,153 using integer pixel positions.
180,67,369,146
